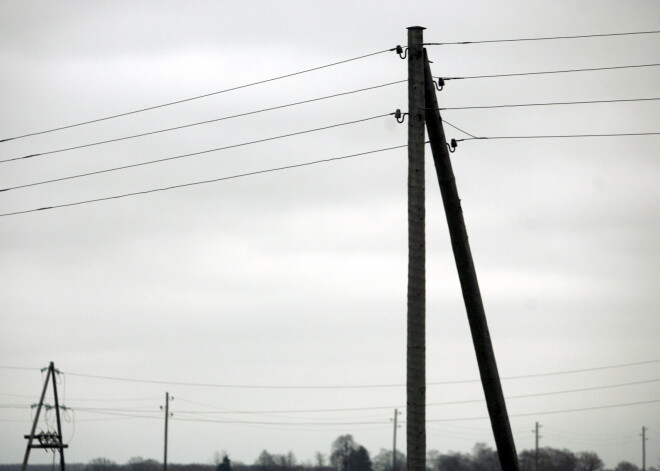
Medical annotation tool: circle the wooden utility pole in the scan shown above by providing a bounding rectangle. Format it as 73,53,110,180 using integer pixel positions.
642,426,647,471
22,362,68,471
391,409,400,471
422,49,520,470
534,422,541,471
162,392,171,471
406,25,426,471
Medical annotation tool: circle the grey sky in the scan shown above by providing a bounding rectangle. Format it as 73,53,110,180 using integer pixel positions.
1,1,658,469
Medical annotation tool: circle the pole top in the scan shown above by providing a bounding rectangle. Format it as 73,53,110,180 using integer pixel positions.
407,26,426,30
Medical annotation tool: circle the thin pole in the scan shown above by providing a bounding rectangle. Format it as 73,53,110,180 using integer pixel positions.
22,362,53,471
406,25,426,471
164,392,169,471
535,422,540,471
392,409,399,471
422,49,520,470
51,364,66,471
642,426,646,471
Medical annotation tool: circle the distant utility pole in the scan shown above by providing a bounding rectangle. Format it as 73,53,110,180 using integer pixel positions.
391,409,401,471
161,392,173,471
641,426,647,471
534,422,542,471
406,25,426,471
422,48,520,470
22,361,68,471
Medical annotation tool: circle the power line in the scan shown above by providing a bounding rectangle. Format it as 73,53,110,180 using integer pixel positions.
19,358,655,389
0,48,392,143
439,63,660,80
0,111,391,165
442,119,480,139
455,132,660,143
437,97,660,111
0,143,406,218
424,30,660,46
154,377,660,414
63,399,660,427
1,81,405,163
427,399,660,422
4,376,656,416
0,113,392,192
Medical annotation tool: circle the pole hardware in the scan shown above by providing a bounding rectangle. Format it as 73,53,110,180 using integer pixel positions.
434,78,446,91
394,109,408,123
448,138,457,153
394,45,409,59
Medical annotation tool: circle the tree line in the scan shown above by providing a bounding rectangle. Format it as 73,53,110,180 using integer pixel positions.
8,435,657,471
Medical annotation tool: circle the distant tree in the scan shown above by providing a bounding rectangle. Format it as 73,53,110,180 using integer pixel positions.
349,447,373,471
614,462,639,471
471,443,500,471
519,447,575,471
315,452,327,468
372,448,406,471
427,450,440,471
330,435,372,471
86,458,118,471
128,458,160,471
433,451,471,471
256,451,277,470
217,455,232,471
330,435,358,471
575,451,604,471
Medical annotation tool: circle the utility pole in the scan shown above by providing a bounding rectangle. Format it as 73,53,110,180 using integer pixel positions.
391,409,400,471
534,422,542,471
422,49,520,471
161,392,173,471
641,426,647,471
22,361,68,471
406,25,426,471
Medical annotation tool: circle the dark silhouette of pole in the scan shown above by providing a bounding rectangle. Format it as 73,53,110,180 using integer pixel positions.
392,409,399,471
163,392,170,471
534,422,541,471
22,363,52,471
642,426,647,471
406,25,426,471
22,362,68,471
51,363,66,471
422,49,520,471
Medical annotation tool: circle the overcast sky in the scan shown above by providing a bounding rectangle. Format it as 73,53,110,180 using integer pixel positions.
1,1,658,469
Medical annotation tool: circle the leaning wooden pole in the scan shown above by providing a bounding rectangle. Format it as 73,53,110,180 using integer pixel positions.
422,49,520,470
406,26,426,471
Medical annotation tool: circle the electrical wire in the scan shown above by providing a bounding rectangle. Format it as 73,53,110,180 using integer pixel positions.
455,132,660,143
142,377,660,415
0,114,393,192
441,119,480,139
0,81,405,163
426,399,660,422
42,358,660,390
439,63,660,81
0,48,392,143
0,143,406,218
437,97,660,111
0,112,391,165
67,398,659,426
424,30,660,46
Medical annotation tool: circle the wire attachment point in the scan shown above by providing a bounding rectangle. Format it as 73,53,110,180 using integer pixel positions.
448,139,457,153
394,109,407,124
435,78,445,91
395,45,408,59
